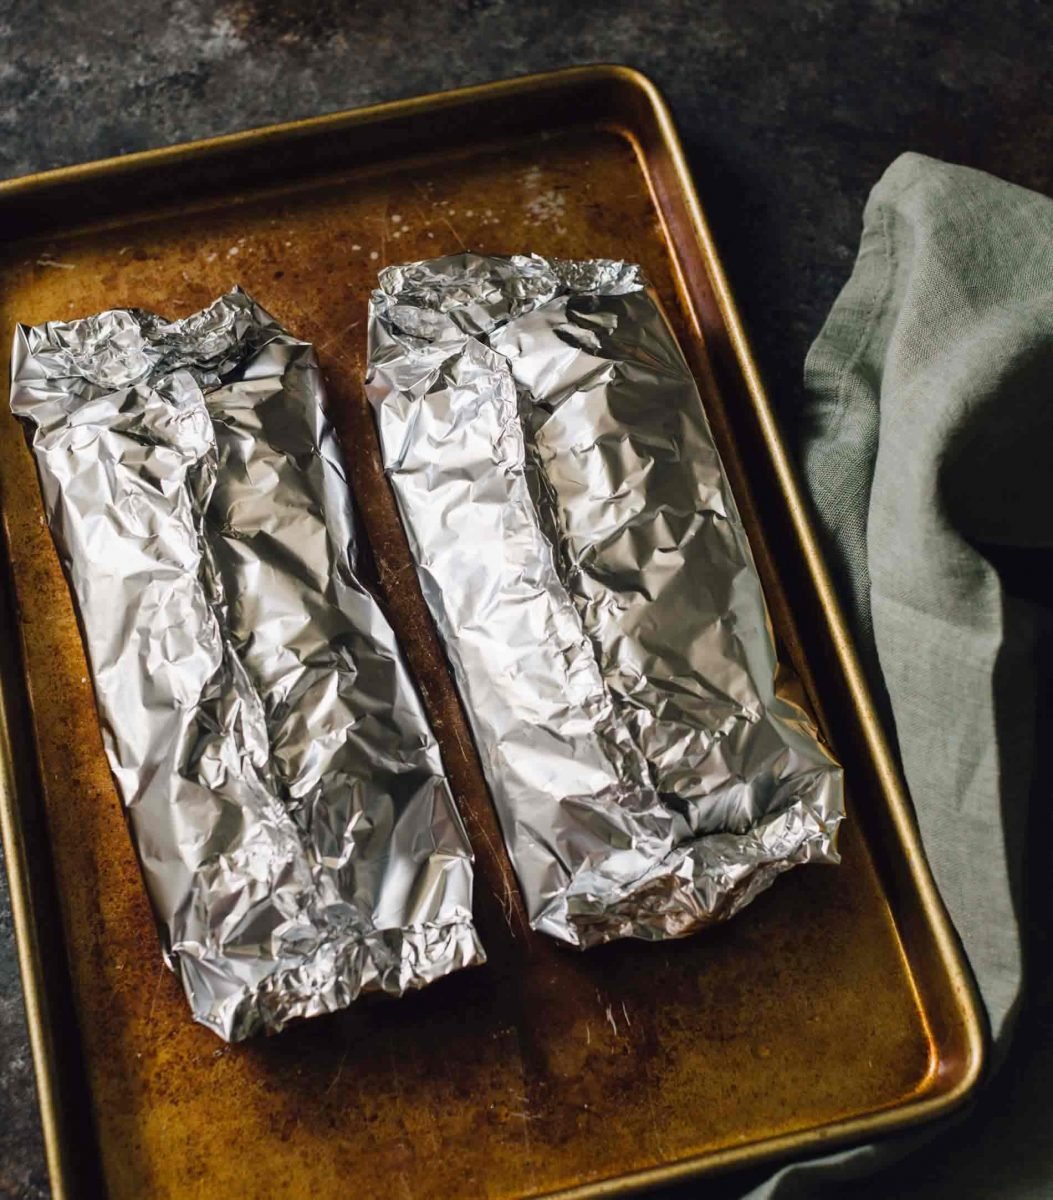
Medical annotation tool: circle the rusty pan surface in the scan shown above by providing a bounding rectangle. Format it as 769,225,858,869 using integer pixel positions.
0,67,983,1200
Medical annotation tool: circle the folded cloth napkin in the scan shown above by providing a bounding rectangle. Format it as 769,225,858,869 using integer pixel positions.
725,152,1053,1197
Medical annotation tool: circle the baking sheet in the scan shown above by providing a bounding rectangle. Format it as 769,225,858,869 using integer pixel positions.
0,67,983,1200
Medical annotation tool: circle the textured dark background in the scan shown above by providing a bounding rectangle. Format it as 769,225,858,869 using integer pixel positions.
2,2,1052,1197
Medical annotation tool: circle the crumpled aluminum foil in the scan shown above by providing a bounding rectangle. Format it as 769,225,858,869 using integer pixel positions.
367,253,844,947
10,289,483,1040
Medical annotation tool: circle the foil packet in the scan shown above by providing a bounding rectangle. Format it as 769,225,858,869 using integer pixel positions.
10,289,483,1040
367,253,844,947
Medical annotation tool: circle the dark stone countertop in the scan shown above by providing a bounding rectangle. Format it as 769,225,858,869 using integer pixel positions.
2,3,1052,1197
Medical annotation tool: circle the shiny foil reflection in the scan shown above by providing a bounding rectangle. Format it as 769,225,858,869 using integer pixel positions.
368,254,843,947
10,289,483,1040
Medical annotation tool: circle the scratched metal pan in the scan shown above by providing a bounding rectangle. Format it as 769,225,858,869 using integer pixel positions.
0,66,984,1200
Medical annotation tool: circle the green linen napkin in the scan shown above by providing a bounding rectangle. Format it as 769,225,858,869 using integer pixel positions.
738,152,1053,1197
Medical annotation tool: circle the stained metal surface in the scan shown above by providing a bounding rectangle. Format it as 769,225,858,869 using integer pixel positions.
0,67,983,1200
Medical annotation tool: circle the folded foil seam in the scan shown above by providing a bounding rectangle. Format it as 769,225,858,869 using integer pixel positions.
10,289,483,1040
367,253,844,947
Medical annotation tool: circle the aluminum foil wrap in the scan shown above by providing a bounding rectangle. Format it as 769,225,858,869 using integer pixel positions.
10,289,483,1040
367,253,844,947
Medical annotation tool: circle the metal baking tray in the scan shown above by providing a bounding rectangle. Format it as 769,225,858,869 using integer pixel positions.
0,66,984,1200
